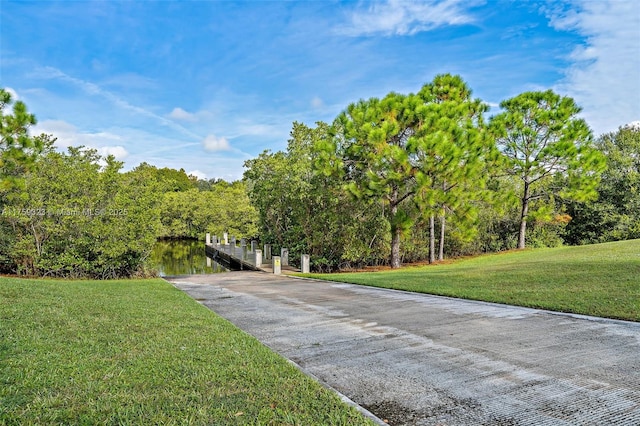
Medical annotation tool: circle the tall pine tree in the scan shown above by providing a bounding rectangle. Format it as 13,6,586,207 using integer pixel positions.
325,75,494,267
489,90,605,249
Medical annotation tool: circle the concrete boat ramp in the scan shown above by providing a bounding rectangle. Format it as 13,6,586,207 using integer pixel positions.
166,272,640,425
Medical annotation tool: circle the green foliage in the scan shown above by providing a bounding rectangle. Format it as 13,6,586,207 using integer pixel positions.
3,85,633,276
135,162,197,192
329,91,419,268
245,122,390,271
159,180,258,240
564,124,640,244
135,161,259,241
412,74,496,261
489,90,605,248
246,80,615,270
0,148,162,278
0,277,374,425
325,74,494,267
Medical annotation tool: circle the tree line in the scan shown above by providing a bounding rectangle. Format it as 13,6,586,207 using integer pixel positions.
244,75,639,271
2,78,639,277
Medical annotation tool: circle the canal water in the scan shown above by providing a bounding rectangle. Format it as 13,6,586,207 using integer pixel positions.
151,239,229,277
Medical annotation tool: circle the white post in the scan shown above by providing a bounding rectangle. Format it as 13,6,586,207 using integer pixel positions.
301,254,310,273
223,233,228,245
251,240,257,252
206,233,211,244
264,244,271,261
281,248,289,266
273,256,281,275
255,249,262,268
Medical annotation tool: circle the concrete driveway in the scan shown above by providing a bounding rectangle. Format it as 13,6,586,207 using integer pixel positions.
167,272,640,425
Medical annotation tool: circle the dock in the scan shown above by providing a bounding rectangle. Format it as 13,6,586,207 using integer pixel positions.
205,242,299,274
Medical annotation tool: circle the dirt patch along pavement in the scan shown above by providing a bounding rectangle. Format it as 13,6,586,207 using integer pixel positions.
167,272,640,426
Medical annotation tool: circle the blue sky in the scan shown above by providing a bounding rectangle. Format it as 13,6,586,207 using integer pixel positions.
2,0,639,181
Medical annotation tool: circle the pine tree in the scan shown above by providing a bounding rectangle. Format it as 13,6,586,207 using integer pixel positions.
0,88,43,190
489,90,605,248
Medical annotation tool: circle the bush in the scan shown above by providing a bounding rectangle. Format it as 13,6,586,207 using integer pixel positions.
0,148,162,278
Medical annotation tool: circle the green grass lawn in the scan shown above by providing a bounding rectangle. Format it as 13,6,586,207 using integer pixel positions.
300,239,640,322
0,278,374,425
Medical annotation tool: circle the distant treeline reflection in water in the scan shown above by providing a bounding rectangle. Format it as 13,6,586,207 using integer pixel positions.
151,239,230,276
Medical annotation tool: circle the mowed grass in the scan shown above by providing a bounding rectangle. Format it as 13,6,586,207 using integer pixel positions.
0,278,374,426
301,239,640,322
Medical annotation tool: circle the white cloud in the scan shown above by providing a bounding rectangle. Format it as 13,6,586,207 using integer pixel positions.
311,96,324,109
5,87,19,100
32,119,80,149
202,134,231,152
549,0,640,135
625,121,640,130
98,145,129,160
168,107,198,122
340,0,477,37
188,169,207,180
32,119,127,159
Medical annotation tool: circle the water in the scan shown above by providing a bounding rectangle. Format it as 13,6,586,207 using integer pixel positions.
151,239,229,277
